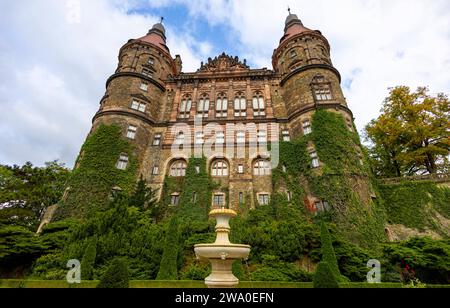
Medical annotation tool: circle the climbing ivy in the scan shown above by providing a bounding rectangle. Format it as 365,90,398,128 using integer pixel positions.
274,110,387,246
379,181,450,235
58,124,138,219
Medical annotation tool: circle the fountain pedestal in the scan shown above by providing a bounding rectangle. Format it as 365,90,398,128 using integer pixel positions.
194,209,251,288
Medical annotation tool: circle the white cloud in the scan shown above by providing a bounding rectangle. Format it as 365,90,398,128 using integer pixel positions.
0,0,204,167
1,0,449,168
153,0,450,135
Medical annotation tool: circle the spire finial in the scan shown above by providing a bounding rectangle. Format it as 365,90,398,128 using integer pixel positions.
288,6,291,14
160,16,164,24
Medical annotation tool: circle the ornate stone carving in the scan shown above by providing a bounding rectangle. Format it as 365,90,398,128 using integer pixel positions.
198,52,249,72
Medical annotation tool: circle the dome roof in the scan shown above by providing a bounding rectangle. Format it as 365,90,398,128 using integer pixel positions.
281,12,312,43
152,23,165,35
136,22,169,53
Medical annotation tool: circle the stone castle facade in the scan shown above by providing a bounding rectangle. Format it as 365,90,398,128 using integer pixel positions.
89,12,358,211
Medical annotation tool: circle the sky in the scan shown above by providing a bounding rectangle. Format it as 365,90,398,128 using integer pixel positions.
0,0,449,168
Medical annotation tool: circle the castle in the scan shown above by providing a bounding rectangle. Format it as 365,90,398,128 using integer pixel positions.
74,11,363,213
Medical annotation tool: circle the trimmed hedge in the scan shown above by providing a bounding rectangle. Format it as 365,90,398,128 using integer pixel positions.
313,262,339,288
2,280,447,288
96,259,129,288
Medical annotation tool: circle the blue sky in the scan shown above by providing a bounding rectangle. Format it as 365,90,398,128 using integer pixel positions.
0,0,449,168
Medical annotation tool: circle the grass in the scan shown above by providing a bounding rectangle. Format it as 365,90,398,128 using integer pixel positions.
1,279,431,288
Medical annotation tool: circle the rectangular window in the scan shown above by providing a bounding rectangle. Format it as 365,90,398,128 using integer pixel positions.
116,154,129,170
303,121,312,135
237,131,246,144
310,152,320,168
287,191,292,202
195,132,204,145
171,194,180,206
234,98,247,117
216,98,228,118
257,130,267,143
216,132,225,144
148,58,154,65
131,100,146,113
213,194,225,207
282,130,290,142
126,125,137,139
197,99,210,118
238,164,244,174
152,166,159,175
175,132,185,145
193,192,197,204
179,99,192,119
142,68,153,78
153,133,162,146
253,96,266,117
314,87,332,101
140,82,148,91
239,192,244,205
195,166,201,174
258,194,270,206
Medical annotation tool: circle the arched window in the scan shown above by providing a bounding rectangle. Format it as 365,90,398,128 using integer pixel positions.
252,92,266,117
253,160,271,176
197,93,210,118
312,75,333,101
216,93,228,118
179,95,192,119
234,92,247,117
170,160,187,177
211,160,229,177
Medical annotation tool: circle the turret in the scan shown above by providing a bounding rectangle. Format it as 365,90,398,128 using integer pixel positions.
273,11,353,138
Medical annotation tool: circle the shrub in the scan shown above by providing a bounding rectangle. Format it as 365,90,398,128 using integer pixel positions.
320,222,347,282
96,258,129,288
313,262,339,288
80,237,97,280
156,217,180,280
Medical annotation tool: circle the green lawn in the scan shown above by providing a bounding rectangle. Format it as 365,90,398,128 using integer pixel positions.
0,279,419,288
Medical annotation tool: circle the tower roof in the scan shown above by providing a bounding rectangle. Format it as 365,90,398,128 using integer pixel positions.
280,11,312,43
137,22,169,53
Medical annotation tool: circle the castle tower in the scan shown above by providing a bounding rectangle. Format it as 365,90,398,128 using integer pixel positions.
273,12,355,137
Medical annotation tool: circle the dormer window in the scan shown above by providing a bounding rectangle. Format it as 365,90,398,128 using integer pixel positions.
148,57,155,65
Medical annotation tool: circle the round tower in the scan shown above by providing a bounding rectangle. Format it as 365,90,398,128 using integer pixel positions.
273,12,354,137
92,22,178,173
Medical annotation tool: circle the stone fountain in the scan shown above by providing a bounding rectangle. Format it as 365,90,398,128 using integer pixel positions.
194,208,251,288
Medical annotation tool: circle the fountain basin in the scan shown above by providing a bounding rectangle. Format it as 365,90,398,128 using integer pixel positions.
194,244,250,260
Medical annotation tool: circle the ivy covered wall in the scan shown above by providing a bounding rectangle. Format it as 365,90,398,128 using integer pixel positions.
274,110,387,246
57,124,138,219
380,181,450,236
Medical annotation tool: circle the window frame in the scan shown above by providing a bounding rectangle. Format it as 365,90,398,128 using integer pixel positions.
116,154,129,170
153,133,162,146
252,93,266,117
211,160,229,177
254,160,271,176
126,125,137,139
169,160,187,177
